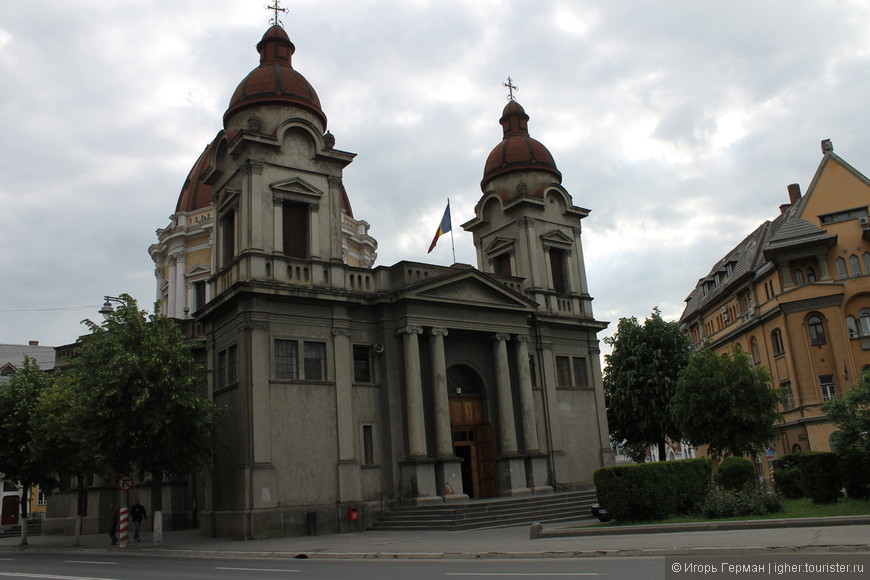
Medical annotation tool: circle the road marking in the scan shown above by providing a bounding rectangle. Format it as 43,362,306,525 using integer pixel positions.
0,573,120,580
214,567,299,573
64,562,116,565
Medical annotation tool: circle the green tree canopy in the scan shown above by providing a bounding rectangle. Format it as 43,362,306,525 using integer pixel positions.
823,370,870,453
603,308,693,461
70,294,224,513
0,356,56,544
671,347,782,461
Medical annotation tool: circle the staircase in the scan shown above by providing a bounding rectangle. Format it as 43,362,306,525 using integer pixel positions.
371,490,597,531
0,520,42,538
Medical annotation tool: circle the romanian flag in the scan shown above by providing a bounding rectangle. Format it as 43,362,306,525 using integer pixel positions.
427,202,452,253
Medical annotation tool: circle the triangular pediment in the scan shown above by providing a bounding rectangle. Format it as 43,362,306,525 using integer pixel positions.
271,177,324,199
483,237,516,255
185,264,211,278
407,269,535,310
540,229,573,247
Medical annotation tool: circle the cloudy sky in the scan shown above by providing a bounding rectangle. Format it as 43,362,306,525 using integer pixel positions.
2,0,870,354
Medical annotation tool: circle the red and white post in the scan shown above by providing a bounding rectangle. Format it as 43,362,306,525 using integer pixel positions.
118,507,129,548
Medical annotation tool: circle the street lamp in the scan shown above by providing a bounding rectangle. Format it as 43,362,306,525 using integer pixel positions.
98,296,127,316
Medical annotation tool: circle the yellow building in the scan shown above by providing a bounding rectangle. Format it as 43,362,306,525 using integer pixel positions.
680,140,870,459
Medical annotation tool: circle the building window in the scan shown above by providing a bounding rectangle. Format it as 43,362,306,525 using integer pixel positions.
780,380,795,410
216,344,238,389
864,253,870,275
860,308,870,336
529,355,538,387
220,210,235,267
193,280,207,312
750,338,761,365
303,341,327,381
283,201,309,259
847,315,859,339
807,267,817,283
275,339,298,380
849,254,862,277
771,329,785,357
572,357,589,387
555,356,572,387
819,375,837,401
794,269,804,285
353,345,372,383
836,257,848,279
807,315,827,346
492,253,512,276
549,248,568,294
362,424,375,465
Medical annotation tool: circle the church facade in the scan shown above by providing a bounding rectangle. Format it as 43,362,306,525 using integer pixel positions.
149,23,611,539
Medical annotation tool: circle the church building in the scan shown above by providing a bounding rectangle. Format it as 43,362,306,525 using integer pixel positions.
149,20,611,539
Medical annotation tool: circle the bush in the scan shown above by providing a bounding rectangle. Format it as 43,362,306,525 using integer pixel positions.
699,483,784,519
773,454,804,499
798,452,842,504
716,456,757,491
593,458,712,521
838,449,870,500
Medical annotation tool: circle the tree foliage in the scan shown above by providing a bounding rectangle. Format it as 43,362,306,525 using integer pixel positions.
823,371,870,453
671,347,782,460
603,308,693,461
70,294,224,510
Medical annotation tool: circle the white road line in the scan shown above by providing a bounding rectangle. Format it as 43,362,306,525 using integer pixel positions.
64,562,116,566
0,572,120,580
213,567,300,573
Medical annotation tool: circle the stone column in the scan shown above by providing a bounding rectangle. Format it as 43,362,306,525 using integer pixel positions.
430,328,467,502
167,253,178,318
516,336,550,493
272,197,283,254
247,320,277,511
174,251,187,319
493,333,529,496
333,326,361,501
399,325,427,458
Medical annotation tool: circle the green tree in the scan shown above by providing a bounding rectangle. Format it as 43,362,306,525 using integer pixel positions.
71,294,224,544
603,308,693,461
671,347,781,461
0,356,56,545
823,371,870,453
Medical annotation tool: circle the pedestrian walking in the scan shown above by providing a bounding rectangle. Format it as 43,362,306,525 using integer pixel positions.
107,503,118,546
130,498,147,542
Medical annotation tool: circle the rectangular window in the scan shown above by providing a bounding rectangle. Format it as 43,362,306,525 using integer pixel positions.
220,210,235,267
529,355,538,387
362,424,375,466
819,375,837,401
193,281,207,312
275,339,298,380
780,380,795,410
227,344,238,385
303,341,327,381
492,253,512,276
283,201,309,259
549,249,568,294
217,349,227,389
556,356,572,387
572,357,589,387
353,345,372,383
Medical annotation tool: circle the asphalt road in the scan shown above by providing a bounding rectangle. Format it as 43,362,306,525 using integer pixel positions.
0,552,666,579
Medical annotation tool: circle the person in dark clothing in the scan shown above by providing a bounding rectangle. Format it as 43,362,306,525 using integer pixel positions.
108,503,118,546
130,499,147,542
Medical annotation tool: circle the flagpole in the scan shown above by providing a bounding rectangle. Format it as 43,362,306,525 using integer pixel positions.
448,198,456,264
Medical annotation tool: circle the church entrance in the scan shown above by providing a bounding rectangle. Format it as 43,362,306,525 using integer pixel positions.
447,365,497,499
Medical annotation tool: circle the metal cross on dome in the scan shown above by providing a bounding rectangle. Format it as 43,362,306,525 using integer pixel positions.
503,77,518,101
266,0,288,26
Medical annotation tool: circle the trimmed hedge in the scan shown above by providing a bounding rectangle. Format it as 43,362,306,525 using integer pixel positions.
715,456,756,491
838,449,870,500
773,454,804,499
799,451,842,504
593,458,712,522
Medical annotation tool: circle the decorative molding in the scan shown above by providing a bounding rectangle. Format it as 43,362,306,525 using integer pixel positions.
328,176,342,188
493,332,511,342
430,328,449,337
331,327,351,337
514,335,530,344
247,159,266,175
397,325,423,336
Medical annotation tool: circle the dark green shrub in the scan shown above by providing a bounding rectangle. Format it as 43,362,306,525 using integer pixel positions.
593,458,712,522
773,454,804,499
837,449,870,500
699,483,783,519
798,451,842,504
716,456,757,491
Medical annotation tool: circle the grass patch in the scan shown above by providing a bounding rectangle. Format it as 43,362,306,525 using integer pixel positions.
591,497,870,527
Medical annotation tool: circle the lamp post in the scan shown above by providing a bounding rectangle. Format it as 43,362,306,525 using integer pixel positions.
98,296,127,316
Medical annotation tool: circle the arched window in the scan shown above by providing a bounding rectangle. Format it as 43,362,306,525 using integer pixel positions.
807,267,817,283
849,254,862,277
864,253,870,275
791,443,802,453
860,308,870,337
846,315,859,339
772,328,785,356
836,257,848,279
807,315,827,346
750,337,761,365
794,270,805,285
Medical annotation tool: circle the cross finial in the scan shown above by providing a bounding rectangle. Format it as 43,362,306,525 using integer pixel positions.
265,0,288,26
503,76,518,101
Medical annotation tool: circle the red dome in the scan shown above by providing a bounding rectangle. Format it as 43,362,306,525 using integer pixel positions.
176,144,214,213
481,100,561,190
224,25,326,128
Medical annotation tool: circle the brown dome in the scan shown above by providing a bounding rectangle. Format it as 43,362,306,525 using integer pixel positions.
481,100,561,190
224,25,326,128
176,143,214,213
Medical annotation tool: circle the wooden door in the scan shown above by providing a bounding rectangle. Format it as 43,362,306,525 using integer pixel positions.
449,395,497,498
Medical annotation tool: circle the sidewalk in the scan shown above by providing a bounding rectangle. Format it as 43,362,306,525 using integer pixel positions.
1,517,868,559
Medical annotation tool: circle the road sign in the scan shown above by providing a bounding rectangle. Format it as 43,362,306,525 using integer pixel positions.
117,474,134,491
